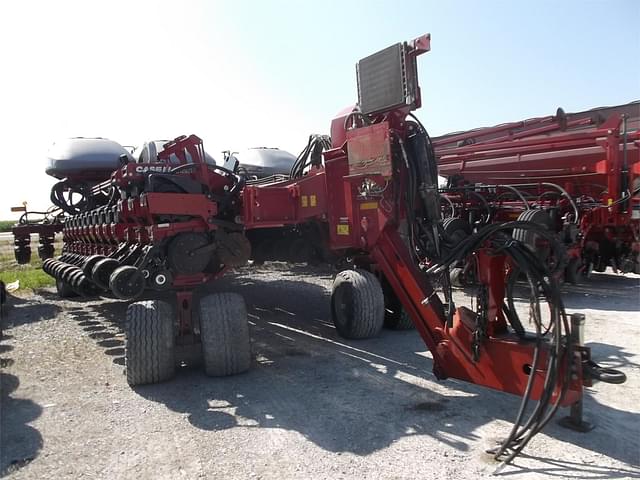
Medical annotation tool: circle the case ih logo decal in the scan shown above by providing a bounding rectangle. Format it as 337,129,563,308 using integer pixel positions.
135,165,173,174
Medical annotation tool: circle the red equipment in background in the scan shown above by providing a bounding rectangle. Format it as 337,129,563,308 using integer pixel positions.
14,134,253,384
9,34,627,465
433,103,640,277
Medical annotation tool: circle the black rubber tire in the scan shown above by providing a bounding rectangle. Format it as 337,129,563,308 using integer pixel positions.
14,248,31,265
67,271,85,293
109,266,145,300
199,293,251,377
69,254,84,266
385,308,415,330
125,300,175,386
76,276,99,297
57,263,75,278
82,255,105,277
56,278,78,298
512,209,553,250
92,258,120,290
331,269,385,339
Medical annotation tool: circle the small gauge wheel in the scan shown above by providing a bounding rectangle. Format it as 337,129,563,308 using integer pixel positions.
151,271,173,291
109,266,145,300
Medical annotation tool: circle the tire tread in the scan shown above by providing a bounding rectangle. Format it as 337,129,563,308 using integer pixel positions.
125,300,175,386
199,293,251,377
331,269,384,339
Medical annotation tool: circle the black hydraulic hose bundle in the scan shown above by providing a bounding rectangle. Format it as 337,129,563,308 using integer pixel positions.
427,222,572,467
50,179,92,215
398,115,458,319
400,113,449,260
290,134,332,179
399,114,571,466
17,206,64,225
50,178,121,216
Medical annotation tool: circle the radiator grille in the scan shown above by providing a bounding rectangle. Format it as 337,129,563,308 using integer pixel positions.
356,43,406,115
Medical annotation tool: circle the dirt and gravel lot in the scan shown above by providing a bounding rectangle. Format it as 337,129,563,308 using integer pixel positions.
1,264,639,479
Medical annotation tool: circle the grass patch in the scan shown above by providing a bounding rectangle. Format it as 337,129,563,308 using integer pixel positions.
0,265,55,290
0,220,15,232
0,239,60,290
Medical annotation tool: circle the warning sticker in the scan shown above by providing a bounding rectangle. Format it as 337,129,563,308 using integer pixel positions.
360,201,378,210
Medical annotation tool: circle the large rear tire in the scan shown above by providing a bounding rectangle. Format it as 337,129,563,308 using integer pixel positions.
125,300,175,386
331,269,385,339
199,293,251,377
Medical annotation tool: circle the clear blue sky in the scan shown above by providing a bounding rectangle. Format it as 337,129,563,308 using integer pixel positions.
0,0,638,215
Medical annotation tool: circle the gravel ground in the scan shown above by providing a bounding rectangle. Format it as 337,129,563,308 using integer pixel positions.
1,264,639,479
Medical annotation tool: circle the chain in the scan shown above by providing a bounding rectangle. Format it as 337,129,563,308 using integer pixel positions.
472,284,488,362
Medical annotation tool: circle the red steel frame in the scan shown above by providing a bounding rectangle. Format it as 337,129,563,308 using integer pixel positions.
434,105,640,272
242,122,583,405
435,110,640,207
12,135,235,341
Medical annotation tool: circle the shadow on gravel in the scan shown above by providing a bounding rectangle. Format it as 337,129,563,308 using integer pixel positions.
131,269,639,477
62,299,128,367
81,300,127,367
561,273,640,312
0,370,43,476
38,289,95,305
495,272,639,313
1,292,62,330
585,341,640,371
0,293,46,476
499,452,640,479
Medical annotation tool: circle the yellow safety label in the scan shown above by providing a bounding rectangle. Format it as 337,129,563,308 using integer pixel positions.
360,201,378,210
337,224,350,236
310,194,317,207
301,195,308,208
